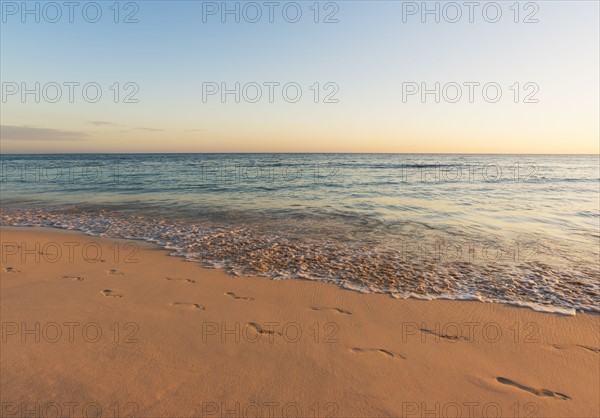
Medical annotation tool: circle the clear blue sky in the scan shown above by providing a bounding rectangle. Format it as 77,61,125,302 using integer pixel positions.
1,1,598,153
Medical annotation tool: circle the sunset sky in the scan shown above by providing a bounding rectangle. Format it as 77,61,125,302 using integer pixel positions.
1,1,598,153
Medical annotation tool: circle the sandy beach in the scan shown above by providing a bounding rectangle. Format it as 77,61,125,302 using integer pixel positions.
1,226,598,417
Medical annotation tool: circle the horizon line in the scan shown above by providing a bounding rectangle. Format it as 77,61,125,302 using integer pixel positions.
0,152,598,156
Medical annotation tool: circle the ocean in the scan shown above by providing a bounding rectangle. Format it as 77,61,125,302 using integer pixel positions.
1,153,598,314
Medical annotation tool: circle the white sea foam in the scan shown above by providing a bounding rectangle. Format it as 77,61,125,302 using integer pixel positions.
2,209,598,315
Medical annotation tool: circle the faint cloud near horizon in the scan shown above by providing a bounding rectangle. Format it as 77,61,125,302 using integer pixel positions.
88,121,206,134
135,127,166,132
88,121,167,132
0,125,88,141
88,120,123,127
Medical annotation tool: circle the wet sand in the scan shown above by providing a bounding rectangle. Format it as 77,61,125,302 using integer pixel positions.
1,226,598,417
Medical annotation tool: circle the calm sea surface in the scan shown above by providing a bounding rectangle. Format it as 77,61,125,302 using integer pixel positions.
1,154,598,314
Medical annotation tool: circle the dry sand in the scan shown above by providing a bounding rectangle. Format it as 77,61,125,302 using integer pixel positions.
1,226,598,417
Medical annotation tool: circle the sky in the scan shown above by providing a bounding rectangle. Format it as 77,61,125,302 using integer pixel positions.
0,0,599,153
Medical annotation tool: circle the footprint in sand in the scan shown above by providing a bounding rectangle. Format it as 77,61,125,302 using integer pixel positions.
107,269,124,276
310,306,352,315
225,292,254,301
245,322,282,336
170,302,206,310
351,347,406,360
496,377,570,400
165,277,196,284
552,344,600,354
3,267,20,273
100,289,122,298
62,275,84,282
419,328,468,342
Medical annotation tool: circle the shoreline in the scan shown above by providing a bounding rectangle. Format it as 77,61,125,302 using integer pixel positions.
2,218,595,317
2,224,588,315
1,226,599,417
